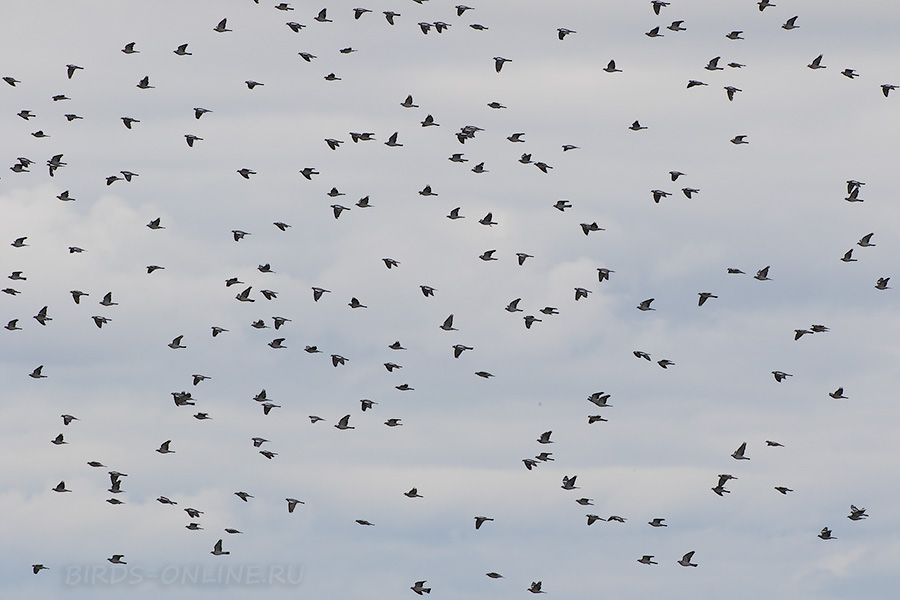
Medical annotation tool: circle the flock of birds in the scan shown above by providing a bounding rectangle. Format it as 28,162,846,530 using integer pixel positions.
4,0,892,596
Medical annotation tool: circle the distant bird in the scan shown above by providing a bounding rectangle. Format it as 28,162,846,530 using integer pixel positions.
725,86,742,101
687,79,707,88
335,414,354,430
698,292,718,306
537,430,553,444
475,371,494,379
678,551,698,567
51,433,65,444
474,516,494,529
651,190,671,203
121,42,139,54
107,555,127,565
99,292,118,307
575,287,591,300
629,120,647,131
705,56,724,71
652,0,669,14
312,287,330,301
286,498,304,513
405,487,423,498
603,60,622,73
487,102,506,109
775,486,793,495
808,54,826,69
507,132,526,143
348,297,366,308
53,481,71,492
517,253,533,265
782,16,799,30
829,387,848,399
493,57,511,72
479,250,498,261
168,335,186,349
453,344,473,358
645,26,663,38
528,581,546,593
383,11,399,24
211,539,229,556
32,564,49,574
648,518,667,527
840,249,857,262
411,581,431,595
858,233,875,247
638,555,658,565
353,7,371,19
766,440,784,447
848,505,868,521
818,527,836,540
147,218,164,230
588,392,612,407
419,185,437,196
34,306,51,326
11,237,28,247
174,43,192,55
772,371,792,382
754,266,772,280
389,341,406,350
194,107,212,119
213,18,231,33
726,31,744,40
136,76,153,89
731,135,749,144
668,21,686,31
447,207,463,219
523,458,539,470
315,8,331,22
882,84,897,97
581,222,604,235
156,440,174,454
657,359,674,369
558,28,575,39
841,68,859,79
637,298,655,311
875,277,890,290
731,442,749,460
758,0,775,9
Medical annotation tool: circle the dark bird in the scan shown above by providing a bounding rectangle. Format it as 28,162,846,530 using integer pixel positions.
698,292,717,306
493,57,512,72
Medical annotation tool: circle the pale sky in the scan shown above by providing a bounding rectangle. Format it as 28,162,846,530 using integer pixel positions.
2,1,900,598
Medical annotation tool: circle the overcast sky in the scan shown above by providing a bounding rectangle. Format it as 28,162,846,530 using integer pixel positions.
2,0,900,598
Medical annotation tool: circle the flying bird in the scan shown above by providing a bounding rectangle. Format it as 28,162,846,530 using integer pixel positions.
731,442,749,460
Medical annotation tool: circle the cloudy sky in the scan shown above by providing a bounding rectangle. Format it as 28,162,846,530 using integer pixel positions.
2,0,900,598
